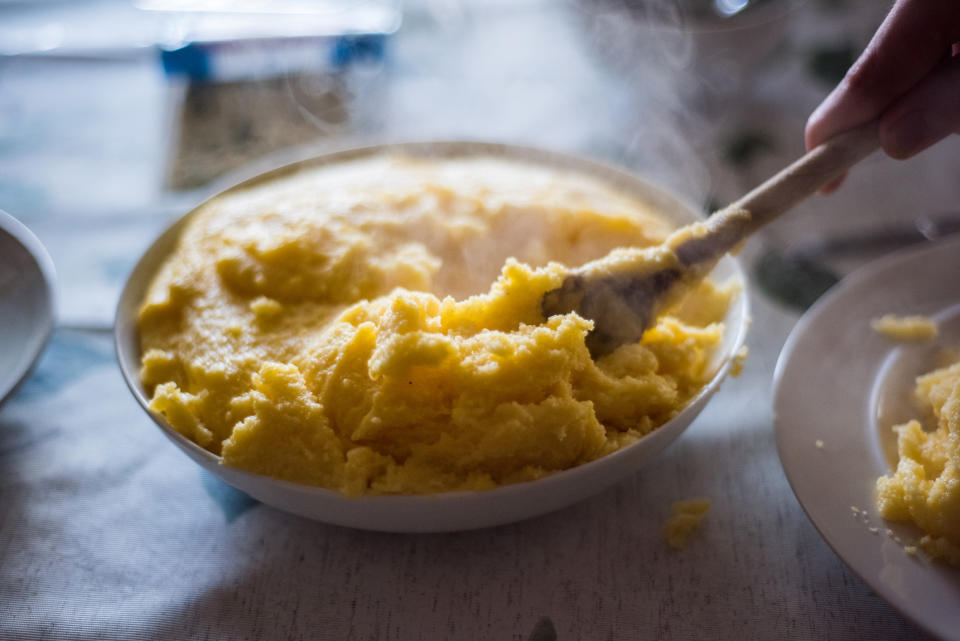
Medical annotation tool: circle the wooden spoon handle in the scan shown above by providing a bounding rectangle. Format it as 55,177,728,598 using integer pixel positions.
731,119,880,234
674,120,880,269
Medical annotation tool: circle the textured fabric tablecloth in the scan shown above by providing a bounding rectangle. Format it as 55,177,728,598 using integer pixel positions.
1,1,958,639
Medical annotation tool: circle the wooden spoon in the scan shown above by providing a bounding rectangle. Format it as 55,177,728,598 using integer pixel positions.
541,120,881,357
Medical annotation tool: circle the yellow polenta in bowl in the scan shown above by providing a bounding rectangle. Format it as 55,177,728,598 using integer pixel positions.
116,143,748,531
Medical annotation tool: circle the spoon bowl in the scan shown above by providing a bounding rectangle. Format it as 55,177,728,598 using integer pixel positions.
545,121,879,356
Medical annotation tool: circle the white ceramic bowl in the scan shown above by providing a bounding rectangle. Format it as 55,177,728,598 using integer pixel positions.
115,142,749,532
0,209,55,408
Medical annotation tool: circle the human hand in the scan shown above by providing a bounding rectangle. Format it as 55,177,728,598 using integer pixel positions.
805,0,960,192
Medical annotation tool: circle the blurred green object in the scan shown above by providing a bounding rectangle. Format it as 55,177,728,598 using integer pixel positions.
754,214,960,311
808,41,857,85
723,129,776,168
753,247,839,311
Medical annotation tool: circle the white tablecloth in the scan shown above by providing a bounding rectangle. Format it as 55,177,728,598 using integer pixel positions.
2,1,957,638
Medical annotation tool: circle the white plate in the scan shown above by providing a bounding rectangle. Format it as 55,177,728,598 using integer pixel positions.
774,236,960,641
0,210,56,408
115,141,750,532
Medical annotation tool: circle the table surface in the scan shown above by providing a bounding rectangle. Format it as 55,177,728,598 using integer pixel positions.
2,1,958,639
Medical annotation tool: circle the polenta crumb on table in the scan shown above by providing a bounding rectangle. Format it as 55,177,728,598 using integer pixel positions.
663,498,712,549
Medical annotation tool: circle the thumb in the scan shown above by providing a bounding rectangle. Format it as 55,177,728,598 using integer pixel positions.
879,54,960,160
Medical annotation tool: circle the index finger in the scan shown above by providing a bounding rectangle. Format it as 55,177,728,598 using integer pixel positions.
805,0,960,150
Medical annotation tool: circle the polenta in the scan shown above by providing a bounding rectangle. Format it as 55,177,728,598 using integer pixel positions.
876,358,960,565
138,156,734,495
871,314,939,341
663,498,711,549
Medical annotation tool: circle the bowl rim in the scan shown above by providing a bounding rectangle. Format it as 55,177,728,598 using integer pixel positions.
114,139,750,505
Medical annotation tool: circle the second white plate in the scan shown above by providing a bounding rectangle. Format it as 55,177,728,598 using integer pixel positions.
774,236,960,641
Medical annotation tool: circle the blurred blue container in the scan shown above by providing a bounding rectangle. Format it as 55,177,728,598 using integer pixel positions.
148,0,401,81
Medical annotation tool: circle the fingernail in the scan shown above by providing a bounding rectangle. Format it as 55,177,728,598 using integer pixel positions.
882,110,938,160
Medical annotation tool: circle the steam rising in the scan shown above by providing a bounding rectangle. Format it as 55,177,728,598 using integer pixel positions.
286,0,717,208
568,0,718,206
